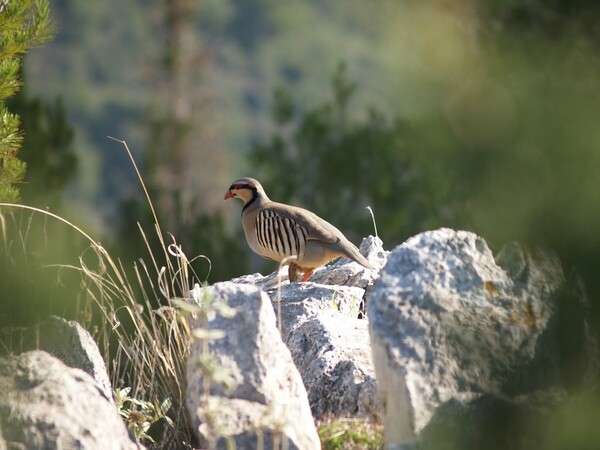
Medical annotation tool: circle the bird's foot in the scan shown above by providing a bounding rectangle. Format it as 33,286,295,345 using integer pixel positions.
300,270,314,282
288,263,314,283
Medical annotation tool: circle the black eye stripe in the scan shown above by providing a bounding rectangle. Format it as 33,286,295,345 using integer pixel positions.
232,183,254,190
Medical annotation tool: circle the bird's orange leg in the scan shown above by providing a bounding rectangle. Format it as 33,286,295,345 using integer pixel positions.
300,269,314,282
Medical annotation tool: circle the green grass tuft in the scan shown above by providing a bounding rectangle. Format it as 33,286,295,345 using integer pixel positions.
318,417,384,450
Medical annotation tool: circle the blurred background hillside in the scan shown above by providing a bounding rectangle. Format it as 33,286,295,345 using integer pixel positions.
25,0,412,226
3,0,598,314
3,0,600,309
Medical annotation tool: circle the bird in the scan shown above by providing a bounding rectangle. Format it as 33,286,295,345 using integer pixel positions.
224,177,374,282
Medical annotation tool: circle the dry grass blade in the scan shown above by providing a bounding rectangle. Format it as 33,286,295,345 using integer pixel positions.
366,206,378,239
0,203,98,245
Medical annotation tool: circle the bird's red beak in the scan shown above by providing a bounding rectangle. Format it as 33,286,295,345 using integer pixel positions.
224,190,234,200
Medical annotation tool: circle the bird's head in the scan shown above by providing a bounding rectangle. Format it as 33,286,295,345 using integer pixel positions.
224,177,265,205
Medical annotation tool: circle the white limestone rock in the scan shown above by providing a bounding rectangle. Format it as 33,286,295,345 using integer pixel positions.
368,228,566,447
0,351,141,450
186,282,320,450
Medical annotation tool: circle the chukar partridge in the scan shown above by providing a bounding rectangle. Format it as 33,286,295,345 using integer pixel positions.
224,177,374,282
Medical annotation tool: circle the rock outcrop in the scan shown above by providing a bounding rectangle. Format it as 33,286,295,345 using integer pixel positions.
284,311,379,420
367,228,596,448
0,351,140,450
3,228,592,449
186,282,321,450
20,315,113,402
232,236,386,421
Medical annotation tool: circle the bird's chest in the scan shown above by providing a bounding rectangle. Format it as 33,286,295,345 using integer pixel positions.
242,214,264,256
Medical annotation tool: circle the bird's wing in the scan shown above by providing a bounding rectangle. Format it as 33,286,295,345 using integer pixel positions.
264,202,341,244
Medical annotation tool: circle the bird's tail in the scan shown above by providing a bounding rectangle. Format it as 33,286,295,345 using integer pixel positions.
343,241,374,270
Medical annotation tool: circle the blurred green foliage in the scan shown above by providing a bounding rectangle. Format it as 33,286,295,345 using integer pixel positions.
250,64,461,245
0,1,85,331
541,389,600,450
0,208,91,329
248,2,600,315
7,73,77,207
24,0,153,219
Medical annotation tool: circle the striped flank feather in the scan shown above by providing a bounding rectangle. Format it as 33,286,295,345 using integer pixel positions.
255,209,308,260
